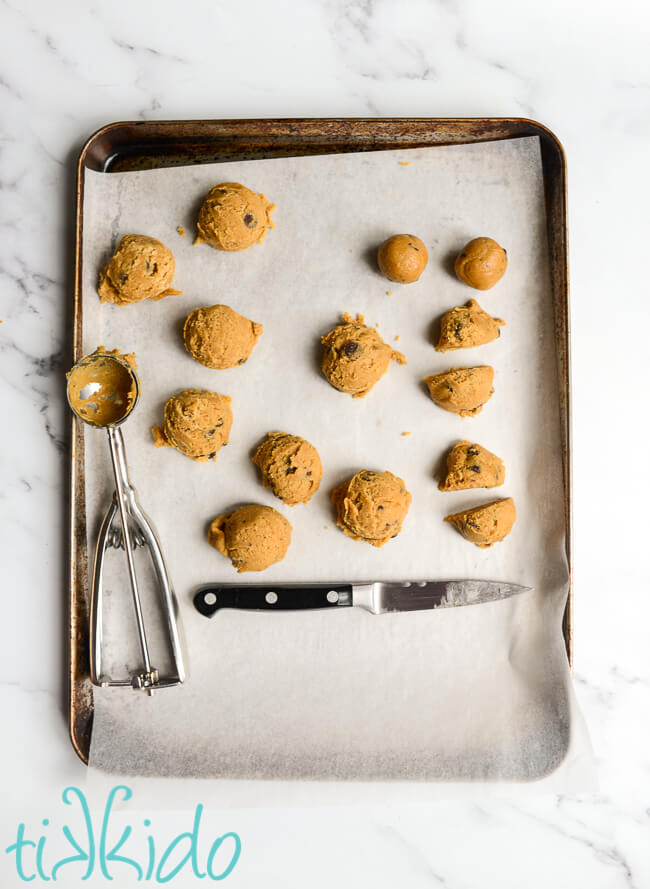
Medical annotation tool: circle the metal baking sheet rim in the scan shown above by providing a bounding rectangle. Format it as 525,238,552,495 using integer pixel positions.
69,117,572,766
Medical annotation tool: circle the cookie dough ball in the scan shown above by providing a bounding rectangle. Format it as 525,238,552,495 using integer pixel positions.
444,498,516,548
253,432,322,505
321,312,406,398
377,234,428,284
436,299,505,352
439,441,505,492
208,505,292,572
98,234,182,306
332,469,411,547
424,366,494,417
184,304,263,369
152,389,232,462
455,237,507,290
196,182,274,251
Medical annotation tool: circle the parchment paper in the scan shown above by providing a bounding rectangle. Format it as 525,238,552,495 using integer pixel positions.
81,137,592,788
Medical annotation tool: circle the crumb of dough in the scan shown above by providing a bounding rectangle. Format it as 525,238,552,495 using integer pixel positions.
98,234,182,306
321,312,407,397
394,335,400,341
332,469,411,546
176,225,186,236
401,431,411,437
398,161,411,166
386,291,393,296
208,505,291,572
66,346,138,427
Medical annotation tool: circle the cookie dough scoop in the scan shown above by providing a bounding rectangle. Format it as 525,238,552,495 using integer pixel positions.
66,349,185,693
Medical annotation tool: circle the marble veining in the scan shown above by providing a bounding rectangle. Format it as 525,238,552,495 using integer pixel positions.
1,0,649,886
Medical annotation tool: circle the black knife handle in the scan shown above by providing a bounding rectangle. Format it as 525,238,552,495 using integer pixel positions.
193,584,354,617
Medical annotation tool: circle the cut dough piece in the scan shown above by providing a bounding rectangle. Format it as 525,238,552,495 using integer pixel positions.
208,505,292,572
252,432,322,505
424,366,494,417
436,299,505,352
444,498,516,548
454,237,507,290
439,440,505,491
152,389,232,462
332,469,411,546
321,312,406,398
184,304,263,369
377,234,428,283
98,234,182,306
195,182,274,251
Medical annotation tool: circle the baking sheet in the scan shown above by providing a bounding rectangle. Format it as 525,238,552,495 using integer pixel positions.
81,137,589,784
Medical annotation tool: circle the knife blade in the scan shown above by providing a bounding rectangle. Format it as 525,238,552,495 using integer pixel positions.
193,580,530,618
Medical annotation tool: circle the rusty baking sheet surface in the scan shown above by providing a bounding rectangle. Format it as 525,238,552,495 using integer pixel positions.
70,118,571,765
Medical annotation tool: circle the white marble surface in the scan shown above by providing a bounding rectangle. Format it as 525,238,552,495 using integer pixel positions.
1,0,649,885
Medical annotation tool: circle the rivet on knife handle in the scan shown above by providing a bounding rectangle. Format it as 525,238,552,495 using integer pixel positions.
193,584,354,617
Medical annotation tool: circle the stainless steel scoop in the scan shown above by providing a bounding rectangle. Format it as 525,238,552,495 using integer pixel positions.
67,350,185,694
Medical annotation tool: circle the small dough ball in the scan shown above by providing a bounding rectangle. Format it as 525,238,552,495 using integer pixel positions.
436,299,505,352
321,312,406,398
253,432,322,505
208,505,292,572
98,234,182,306
184,304,263,369
445,498,516,548
455,237,507,290
196,182,274,251
439,441,505,492
332,469,411,547
377,234,428,284
152,389,232,462
424,366,494,417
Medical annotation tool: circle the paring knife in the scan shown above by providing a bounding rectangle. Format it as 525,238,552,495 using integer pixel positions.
193,580,531,617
